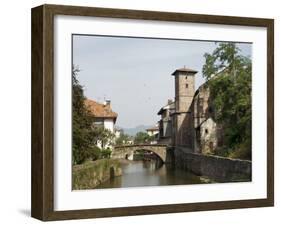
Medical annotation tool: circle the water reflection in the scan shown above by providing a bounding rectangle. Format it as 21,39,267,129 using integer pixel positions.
96,160,205,189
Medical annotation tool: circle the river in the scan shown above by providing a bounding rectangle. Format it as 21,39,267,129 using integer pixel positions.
96,160,209,189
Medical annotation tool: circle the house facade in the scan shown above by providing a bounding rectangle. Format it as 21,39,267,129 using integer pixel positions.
146,125,159,137
191,84,223,154
146,125,159,144
85,99,118,148
157,99,175,145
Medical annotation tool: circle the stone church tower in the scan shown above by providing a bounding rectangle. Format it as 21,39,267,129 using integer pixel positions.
172,67,198,147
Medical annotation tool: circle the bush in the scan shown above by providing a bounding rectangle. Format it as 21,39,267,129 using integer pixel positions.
86,146,112,161
101,148,112,159
213,147,231,158
88,146,102,161
228,140,251,160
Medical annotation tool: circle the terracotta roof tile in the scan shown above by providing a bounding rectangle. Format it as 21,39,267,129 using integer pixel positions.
146,126,159,131
85,99,118,119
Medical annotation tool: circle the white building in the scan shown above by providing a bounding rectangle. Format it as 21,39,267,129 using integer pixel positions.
85,99,118,148
157,99,175,145
114,128,122,139
146,125,159,144
146,125,159,137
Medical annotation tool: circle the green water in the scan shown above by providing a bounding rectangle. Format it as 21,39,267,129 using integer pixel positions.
96,160,207,189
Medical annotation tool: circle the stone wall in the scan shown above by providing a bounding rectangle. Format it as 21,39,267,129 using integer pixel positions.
174,147,251,182
191,84,224,154
198,118,218,155
72,159,122,189
112,145,168,162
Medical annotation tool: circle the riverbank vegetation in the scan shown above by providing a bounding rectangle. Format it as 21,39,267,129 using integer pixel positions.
203,43,252,160
134,131,154,144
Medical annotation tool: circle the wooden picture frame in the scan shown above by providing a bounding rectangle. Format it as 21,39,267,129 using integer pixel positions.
31,4,274,221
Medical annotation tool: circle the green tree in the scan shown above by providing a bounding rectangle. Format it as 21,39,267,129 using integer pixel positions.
202,43,252,160
115,131,132,145
90,127,115,148
134,132,151,144
72,66,95,164
88,146,112,160
72,66,115,164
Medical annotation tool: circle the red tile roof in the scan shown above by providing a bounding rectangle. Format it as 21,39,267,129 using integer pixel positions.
85,99,118,119
146,126,159,131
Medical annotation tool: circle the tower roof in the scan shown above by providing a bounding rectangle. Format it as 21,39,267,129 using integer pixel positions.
171,67,198,76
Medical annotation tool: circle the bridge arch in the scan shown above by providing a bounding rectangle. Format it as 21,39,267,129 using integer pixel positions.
112,144,168,162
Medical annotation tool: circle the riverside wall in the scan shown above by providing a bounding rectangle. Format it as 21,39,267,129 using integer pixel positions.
174,147,251,182
72,159,122,190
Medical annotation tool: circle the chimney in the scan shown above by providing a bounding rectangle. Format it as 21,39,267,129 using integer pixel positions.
104,99,111,107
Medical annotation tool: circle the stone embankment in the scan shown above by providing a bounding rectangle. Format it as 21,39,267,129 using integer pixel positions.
72,159,122,189
175,147,251,182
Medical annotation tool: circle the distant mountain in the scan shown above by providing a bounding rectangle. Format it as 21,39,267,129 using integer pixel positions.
120,125,153,136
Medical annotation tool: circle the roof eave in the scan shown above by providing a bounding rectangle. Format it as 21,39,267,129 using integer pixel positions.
171,68,198,76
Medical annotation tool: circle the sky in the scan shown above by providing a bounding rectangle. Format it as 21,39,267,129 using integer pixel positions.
73,35,251,129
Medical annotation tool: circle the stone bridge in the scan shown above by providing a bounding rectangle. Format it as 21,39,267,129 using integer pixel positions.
112,144,169,163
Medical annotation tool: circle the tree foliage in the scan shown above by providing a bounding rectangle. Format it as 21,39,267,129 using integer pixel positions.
115,130,132,145
89,146,112,161
72,66,115,164
72,66,94,164
202,43,252,160
134,132,152,144
91,126,115,148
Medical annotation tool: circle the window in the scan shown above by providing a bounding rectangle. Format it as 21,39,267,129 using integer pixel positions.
93,120,104,128
205,129,208,134
186,84,188,88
